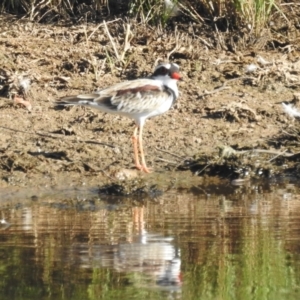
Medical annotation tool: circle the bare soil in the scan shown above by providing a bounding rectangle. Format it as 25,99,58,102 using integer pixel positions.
0,14,300,192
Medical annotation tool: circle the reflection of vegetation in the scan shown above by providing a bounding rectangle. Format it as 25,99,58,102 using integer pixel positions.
182,218,298,300
87,269,170,300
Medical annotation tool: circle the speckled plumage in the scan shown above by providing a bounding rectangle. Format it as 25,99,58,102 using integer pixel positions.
57,63,181,172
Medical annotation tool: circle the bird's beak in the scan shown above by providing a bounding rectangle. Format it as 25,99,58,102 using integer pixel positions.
171,72,183,81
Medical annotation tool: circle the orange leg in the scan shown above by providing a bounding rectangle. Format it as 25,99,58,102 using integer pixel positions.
132,126,142,170
138,124,151,173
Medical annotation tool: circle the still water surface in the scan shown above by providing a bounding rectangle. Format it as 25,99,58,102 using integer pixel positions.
1,181,300,299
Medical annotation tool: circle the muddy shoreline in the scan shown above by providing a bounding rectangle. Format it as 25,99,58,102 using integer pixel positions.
0,15,300,192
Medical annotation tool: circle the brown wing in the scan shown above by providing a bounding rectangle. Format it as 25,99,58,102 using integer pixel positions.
97,85,173,114
58,79,173,115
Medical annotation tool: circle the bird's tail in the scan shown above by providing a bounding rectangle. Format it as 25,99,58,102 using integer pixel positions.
56,94,99,106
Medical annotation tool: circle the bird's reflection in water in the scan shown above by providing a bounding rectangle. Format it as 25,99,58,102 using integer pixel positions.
70,206,182,290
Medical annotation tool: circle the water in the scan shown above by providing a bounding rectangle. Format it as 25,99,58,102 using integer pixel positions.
1,181,300,300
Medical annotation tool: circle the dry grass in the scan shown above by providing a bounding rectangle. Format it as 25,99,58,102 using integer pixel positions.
1,1,298,54
1,1,297,55
0,0,286,28
0,0,110,21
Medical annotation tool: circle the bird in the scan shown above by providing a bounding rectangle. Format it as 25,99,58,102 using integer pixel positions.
56,62,182,173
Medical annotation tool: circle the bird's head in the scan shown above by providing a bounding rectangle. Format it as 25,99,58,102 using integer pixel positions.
153,63,182,81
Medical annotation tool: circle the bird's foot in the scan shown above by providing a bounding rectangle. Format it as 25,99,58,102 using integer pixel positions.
141,165,152,173
135,163,152,173
14,95,32,111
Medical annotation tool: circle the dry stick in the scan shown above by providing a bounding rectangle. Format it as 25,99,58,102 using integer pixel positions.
120,24,132,62
36,131,116,148
281,2,300,5
156,158,178,165
96,58,107,81
167,44,179,61
0,125,116,148
167,26,180,60
199,85,231,97
193,163,212,176
155,147,193,171
155,147,184,159
29,0,51,20
220,146,300,160
103,20,120,61
83,24,89,46
87,18,122,42
198,76,254,98
37,6,56,23
198,36,213,48
178,1,204,23
268,149,288,163
87,23,102,43
281,130,300,141
172,157,192,172
154,57,165,69
237,149,298,157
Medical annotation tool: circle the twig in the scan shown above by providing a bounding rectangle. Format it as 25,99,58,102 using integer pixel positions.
198,76,254,98
156,157,178,165
155,147,184,159
0,126,116,148
198,85,230,98
268,149,287,162
103,20,120,61
246,149,297,157
198,36,213,48
120,24,132,62
172,157,192,171
219,145,299,158
193,163,211,176
167,26,180,60
83,24,89,46
87,18,122,42
178,1,204,23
